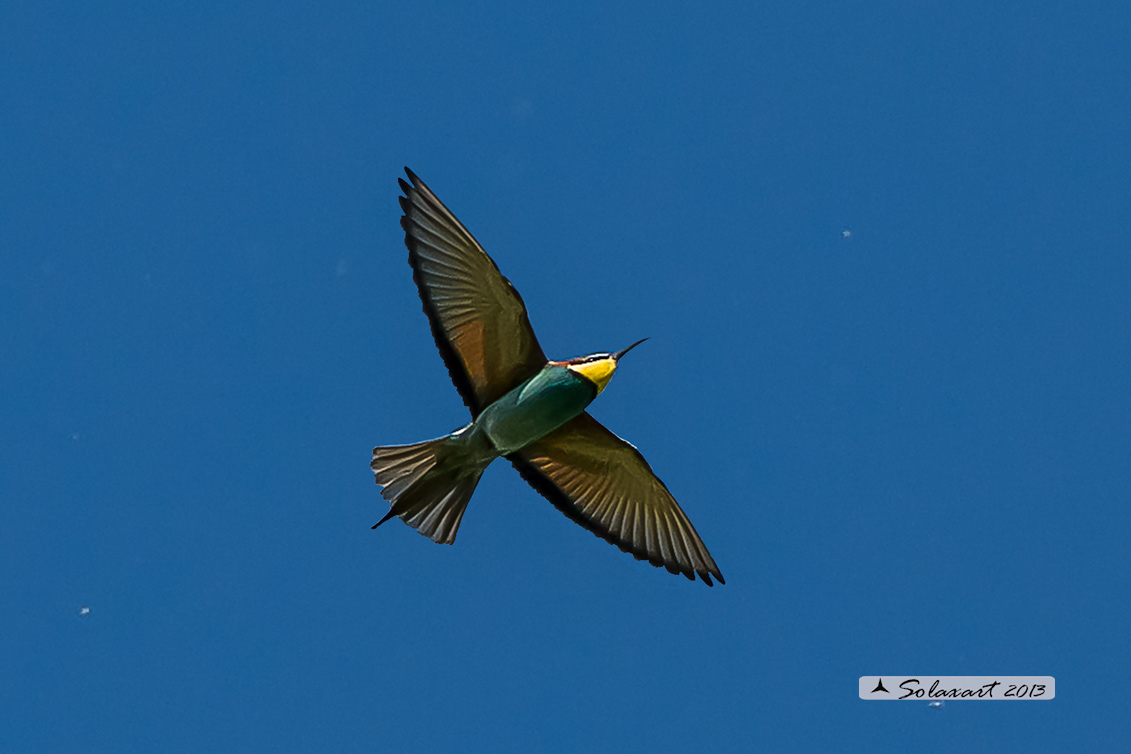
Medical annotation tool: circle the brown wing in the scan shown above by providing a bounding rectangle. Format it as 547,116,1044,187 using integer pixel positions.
509,413,724,585
399,168,547,416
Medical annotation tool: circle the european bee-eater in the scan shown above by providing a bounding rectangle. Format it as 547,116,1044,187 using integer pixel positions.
372,168,723,585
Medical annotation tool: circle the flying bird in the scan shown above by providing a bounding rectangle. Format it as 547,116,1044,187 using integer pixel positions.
372,168,724,585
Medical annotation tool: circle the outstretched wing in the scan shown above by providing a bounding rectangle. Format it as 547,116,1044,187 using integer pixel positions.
509,413,724,585
399,168,547,416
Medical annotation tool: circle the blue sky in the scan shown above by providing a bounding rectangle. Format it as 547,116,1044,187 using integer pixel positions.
3,1,1129,751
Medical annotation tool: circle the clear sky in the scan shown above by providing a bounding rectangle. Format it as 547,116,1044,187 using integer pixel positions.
3,1,1129,751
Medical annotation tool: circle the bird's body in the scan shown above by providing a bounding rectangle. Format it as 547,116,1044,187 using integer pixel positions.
478,363,596,454
372,168,724,585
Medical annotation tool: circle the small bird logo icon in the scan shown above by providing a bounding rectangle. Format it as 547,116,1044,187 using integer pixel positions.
372,168,723,585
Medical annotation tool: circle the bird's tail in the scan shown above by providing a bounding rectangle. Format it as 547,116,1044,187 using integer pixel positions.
370,435,487,544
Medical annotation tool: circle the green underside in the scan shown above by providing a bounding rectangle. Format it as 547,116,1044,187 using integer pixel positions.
476,364,597,455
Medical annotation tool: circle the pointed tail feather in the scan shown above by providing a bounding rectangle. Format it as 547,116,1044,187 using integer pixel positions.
371,436,487,544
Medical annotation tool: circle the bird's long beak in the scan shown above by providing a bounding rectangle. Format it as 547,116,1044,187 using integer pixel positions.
613,338,649,361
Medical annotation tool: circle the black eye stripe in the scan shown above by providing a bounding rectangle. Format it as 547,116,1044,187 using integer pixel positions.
572,353,612,364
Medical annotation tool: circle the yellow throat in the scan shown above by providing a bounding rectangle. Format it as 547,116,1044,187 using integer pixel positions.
568,358,618,394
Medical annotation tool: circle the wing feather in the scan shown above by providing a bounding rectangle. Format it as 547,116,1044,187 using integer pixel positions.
509,413,724,585
399,168,547,416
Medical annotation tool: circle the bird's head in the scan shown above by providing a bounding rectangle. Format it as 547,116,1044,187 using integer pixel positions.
562,338,649,395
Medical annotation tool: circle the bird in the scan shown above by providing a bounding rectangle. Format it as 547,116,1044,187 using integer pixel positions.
371,168,724,585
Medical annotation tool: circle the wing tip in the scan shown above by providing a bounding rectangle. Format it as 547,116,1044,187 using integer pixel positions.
697,569,725,587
